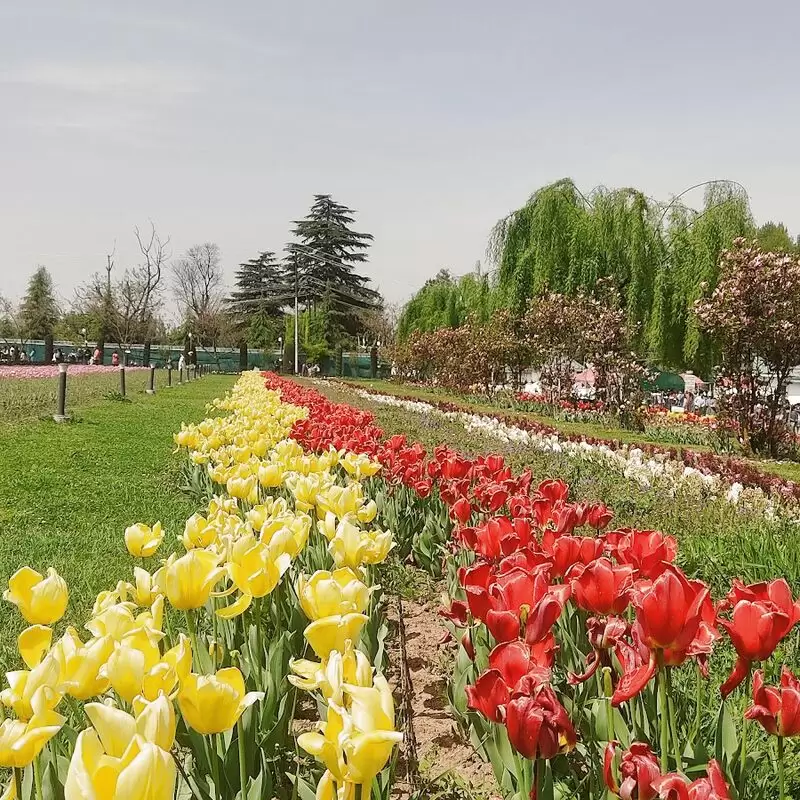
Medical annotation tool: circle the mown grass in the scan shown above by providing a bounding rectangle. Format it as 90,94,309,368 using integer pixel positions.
0,374,237,663
0,369,154,426
342,378,800,483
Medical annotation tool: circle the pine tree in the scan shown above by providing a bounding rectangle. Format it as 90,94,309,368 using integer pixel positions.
287,195,381,333
227,252,289,346
20,266,59,339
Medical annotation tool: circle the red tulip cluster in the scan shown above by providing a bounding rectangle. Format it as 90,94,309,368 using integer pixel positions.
262,373,800,797
604,744,731,799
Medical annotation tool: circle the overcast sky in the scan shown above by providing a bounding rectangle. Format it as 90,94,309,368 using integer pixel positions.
2,1,799,310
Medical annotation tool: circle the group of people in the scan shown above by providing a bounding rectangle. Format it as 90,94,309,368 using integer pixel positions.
0,345,33,364
651,389,716,415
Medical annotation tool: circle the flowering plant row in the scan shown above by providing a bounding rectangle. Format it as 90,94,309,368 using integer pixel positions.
340,382,800,516
267,374,800,799
1,372,403,800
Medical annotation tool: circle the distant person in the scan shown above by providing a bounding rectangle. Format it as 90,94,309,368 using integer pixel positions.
91,347,101,365
111,351,120,367
683,390,695,413
178,353,186,373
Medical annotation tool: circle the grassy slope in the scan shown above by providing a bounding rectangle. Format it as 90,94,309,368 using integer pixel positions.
0,374,236,662
343,378,800,483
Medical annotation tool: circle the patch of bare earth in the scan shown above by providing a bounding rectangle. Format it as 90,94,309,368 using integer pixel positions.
388,597,497,797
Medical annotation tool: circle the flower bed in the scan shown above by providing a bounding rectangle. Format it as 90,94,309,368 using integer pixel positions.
267,373,800,799
0,364,148,379
0,372,402,799
340,381,800,514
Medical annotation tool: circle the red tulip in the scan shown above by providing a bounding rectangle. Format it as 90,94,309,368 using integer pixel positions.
547,535,605,579
413,479,432,498
472,517,532,560
505,684,577,760
605,528,678,579
650,759,731,799
604,741,661,800
524,584,571,644
461,630,475,661
536,478,569,504
718,599,793,697
744,667,800,737
489,639,552,688
451,497,473,524
632,565,710,653
439,599,469,626
571,558,634,615
485,453,505,473
586,502,614,530
612,637,657,706
569,616,628,685
465,670,509,722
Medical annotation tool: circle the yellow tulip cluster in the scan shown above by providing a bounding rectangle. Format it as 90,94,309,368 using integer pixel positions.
1,371,400,799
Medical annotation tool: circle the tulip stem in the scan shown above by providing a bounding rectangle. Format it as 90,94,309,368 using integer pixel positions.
778,735,785,800
237,717,248,794
13,769,21,800
211,734,221,799
739,713,748,795
665,666,681,772
657,654,670,770
184,611,201,672
34,754,43,800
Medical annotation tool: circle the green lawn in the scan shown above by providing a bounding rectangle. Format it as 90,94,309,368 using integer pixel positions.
0,374,236,663
342,378,800,483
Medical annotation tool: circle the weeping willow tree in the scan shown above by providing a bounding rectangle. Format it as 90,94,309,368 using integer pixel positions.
487,178,754,372
397,269,499,340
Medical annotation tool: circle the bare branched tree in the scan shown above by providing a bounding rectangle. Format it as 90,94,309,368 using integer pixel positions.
171,243,224,320
73,222,170,351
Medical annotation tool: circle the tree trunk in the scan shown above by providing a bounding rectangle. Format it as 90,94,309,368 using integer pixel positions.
239,340,248,372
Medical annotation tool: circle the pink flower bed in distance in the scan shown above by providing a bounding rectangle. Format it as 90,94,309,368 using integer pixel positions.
0,365,149,380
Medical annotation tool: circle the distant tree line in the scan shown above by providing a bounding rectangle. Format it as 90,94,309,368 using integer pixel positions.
1,194,391,367
397,178,799,374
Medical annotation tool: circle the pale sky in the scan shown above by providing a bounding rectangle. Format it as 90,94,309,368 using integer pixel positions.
2,1,799,310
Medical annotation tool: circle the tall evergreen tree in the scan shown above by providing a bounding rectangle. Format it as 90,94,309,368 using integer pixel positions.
227,251,288,347
287,195,381,333
20,266,59,339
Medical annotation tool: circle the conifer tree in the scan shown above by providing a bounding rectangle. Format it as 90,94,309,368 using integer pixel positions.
227,251,288,347
20,266,59,339
287,195,381,333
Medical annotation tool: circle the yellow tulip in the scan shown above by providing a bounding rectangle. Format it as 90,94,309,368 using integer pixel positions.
339,676,403,785
303,613,368,660
54,629,115,701
162,634,192,682
208,495,238,517
133,695,176,751
298,704,349,781
141,664,178,702
4,566,68,625
123,568,160,607
161,550,225,610
328,522,394,569
18,625,52,669
317,511,338,542
101,639,161,704
297,569,371,621
226,475,258,503
315,771,356,800
0,710,64,768
64,727,176,800
181,514,217,550
177,667,264,734
1,652,62,720
257,462,284,488
289,640,372,701
340,452,382,480
356,500,378,524
216,537,282,619
124,522,165,558
85,702,136,757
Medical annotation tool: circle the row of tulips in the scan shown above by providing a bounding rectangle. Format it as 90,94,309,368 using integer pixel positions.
339,381,800,516
265,374,800,799
1,372,403,799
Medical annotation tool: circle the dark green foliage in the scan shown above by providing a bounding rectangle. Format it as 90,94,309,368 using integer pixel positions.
397,269,498,340
486,179,755,373
227,251,289,347
288,195,382,334
20,266,60,339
